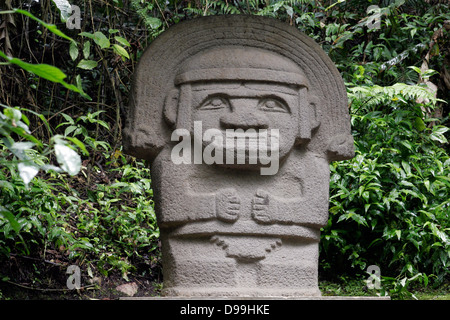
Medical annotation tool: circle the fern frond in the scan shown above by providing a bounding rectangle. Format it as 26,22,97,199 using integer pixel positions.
348,83,445,108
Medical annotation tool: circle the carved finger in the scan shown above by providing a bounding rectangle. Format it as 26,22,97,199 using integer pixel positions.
253,197,266,205
255,189,268,198
252,204,266,211
226,212,238,218
229,196,240,204
218,212,238,222
228,204,240,210
253,212,270,222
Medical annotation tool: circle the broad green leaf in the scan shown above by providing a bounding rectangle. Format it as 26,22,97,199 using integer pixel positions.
146,17,162,30
362,191,370,202
408,66,422,75
61,112,75,125
0,206,21,233
23,63,66,82
21,112,30,126
66,136,89,156
110,182,130,188
75,74,83,93
54,144,81,176
77,59,98,70
433,126,449,135
351,213,368,227
64,125,78,137
284,5,293,18
424,179,431,192
400,140,413,151
114,36,131,47
401,161,411,176
112,44,129,59
430,125,450,143
69,41,78,61
0,52,65,82
83,41,91,59
79,32,95,39
414,117,426,131
337,210,368,227
93,31,110,49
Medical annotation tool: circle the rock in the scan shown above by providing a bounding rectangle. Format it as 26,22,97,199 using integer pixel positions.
116,282,138,297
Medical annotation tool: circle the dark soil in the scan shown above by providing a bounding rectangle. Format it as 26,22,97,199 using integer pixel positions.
0,254,162,300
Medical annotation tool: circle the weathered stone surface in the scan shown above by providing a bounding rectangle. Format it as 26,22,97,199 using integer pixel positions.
123,15,354,297
116,282,139,297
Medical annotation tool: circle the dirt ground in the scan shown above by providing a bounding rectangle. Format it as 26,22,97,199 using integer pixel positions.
0,254,161,300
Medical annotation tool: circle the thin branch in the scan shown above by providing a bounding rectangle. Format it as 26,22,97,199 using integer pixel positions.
4,280,96,292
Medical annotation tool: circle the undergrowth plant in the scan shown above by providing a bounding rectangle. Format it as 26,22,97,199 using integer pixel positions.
322,83,449,298
0,7,156,282
0,109,159,280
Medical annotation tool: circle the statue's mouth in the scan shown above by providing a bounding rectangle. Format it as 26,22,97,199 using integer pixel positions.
197,129,282,172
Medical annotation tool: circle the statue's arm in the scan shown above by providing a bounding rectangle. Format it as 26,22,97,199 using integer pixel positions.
251,154,330,228
252,190,328,228
152,152,240,226
159,187,240,226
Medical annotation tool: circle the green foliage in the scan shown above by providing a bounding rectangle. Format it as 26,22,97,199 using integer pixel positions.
348,82,445,109
0,106,83,185
323,85,449,290
0,110,158,280
0,9,90,99
311,0,450,294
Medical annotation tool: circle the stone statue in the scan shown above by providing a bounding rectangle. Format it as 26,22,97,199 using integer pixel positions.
123,15,354,297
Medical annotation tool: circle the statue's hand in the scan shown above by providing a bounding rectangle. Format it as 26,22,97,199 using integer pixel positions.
252,189,275,224
216,188,240,223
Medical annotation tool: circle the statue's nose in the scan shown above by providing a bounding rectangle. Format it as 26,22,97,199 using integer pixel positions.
220,112,269,130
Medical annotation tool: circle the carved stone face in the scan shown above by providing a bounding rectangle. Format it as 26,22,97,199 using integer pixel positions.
172,46,310,169
190,81,301,168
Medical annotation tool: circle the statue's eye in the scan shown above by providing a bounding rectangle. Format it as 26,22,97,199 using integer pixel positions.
258,98,289,113
199,96,229,110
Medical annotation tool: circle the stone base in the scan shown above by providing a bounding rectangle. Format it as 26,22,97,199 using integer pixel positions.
161,234,322,298
162,287,321,298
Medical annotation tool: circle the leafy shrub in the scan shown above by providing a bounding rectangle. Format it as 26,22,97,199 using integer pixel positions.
321,85,449,290
0,108,159,280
